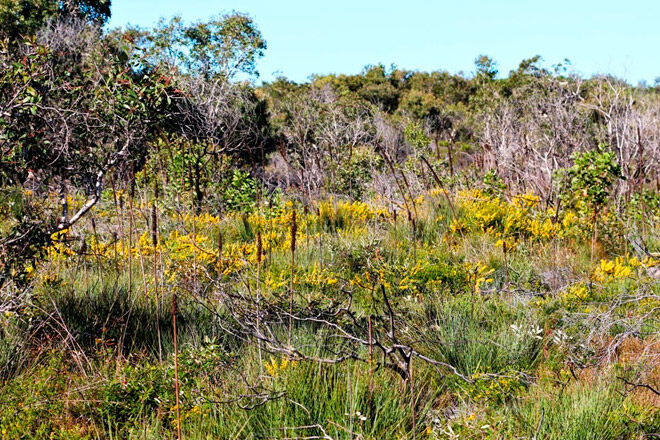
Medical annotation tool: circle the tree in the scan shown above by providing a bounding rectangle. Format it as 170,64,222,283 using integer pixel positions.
0,0,111,42
357,64,401,113
0,7,273,284
138,12,266,80
0,18,171,287
475,54,498,81
568,145,623,261
264,81,373,200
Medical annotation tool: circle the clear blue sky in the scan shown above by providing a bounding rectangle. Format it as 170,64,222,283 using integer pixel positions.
108,0,659,85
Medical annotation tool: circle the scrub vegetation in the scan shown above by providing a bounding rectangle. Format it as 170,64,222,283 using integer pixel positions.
1,1,659,438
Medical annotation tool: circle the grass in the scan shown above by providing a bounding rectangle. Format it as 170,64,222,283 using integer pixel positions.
0,187,658,439
506,380,630,440
422,295,544,378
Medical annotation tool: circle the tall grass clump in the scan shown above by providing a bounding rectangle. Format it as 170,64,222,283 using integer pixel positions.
422,295,544,377
506,380,631,440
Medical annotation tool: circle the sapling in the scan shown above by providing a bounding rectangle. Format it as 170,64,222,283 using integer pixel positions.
568,145,623,263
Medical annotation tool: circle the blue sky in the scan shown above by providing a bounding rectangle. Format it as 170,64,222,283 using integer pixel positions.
108,0,659,85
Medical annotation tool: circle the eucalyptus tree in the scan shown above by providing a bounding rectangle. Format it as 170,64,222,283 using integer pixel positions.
138,12,266,80
0,0,111,44
0,17,173,287
0,9,270,285
263,79,374,201
132,13,271,211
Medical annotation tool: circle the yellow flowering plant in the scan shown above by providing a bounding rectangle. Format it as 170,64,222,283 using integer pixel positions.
452,189,581,244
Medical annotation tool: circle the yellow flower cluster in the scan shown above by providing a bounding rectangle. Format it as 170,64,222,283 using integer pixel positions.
452,189,578,242
561,283,591,305
264,357,297,377
317,198,389,225
183,212,222,226
593,254,657,282
528,218,560,240
349,259,494,297
351,264,420,293
217,242,257,276
88,236,133,259
299,264,340,288
467,370,524,403
469,263,495,293
181,404,210,421
45,229,75,261
85,230,222,281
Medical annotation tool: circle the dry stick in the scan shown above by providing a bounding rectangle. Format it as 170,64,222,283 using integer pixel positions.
471,266,478,320
82,230,89,294
447,140,455,178
59,185,68,237
551,194,562,292
109,174,125,366
159,153,181,438
347,363,354,440
288,208,297,351
368,314,374,396
217,230,223,256
110,175,124,269
591,207,598,265
192,212,198,297
255,145,266,374
503,240,510,294
410,354,416,440
617,376,660,396
256,142,265,373
317,206,322,270
135,187,150,306
636,126,647,237
90,216,103,284
419,165,431,193
531,408,545,440
119,172,136,358
304,204,310,260
377,146,415,222
152,200,163,362
268,208,274,263
172,292,182,440
256,230,263,374
419,155,457,219
377,146,417,260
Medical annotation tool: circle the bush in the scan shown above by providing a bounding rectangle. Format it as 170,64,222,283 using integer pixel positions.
0,352,92,439
334,146,383,200
222,169,258,212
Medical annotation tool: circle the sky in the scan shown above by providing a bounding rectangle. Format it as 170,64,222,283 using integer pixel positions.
108,0,660,85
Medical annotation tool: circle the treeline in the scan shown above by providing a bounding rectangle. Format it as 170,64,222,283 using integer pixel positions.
266,60,660,202
2,1,660,284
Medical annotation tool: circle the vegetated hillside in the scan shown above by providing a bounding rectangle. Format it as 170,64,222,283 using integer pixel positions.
1,2,659,439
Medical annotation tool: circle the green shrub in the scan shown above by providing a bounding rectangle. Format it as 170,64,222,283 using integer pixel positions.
334,147,383,200
223,169,257,212
0,352,93,439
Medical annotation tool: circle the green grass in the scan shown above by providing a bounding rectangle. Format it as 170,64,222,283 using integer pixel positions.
1,187,659,439
506,381,631,440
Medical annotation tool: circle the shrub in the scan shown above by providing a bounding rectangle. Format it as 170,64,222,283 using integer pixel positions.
222,169,258,212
